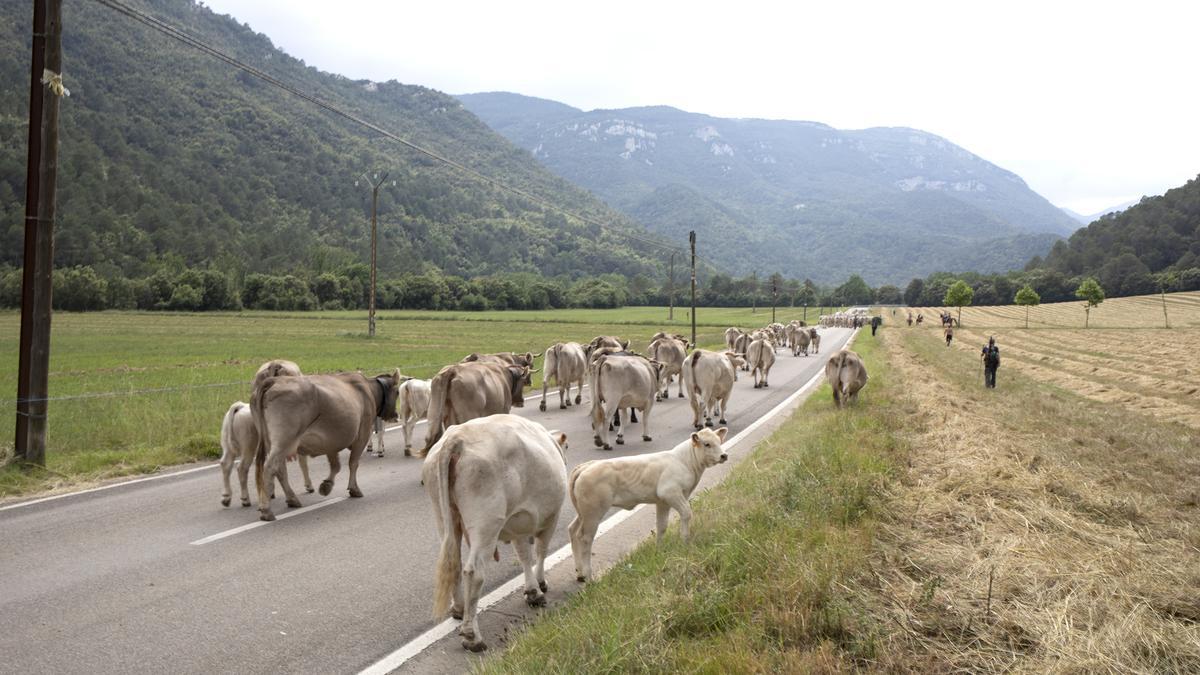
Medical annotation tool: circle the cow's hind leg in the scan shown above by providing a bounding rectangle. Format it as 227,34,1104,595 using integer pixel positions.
275,462,302,509
219,448,235,507
512,537,545,607
319,452,341,496
236,451,253,507
459,529,497,652
655,502,670,544
615,407,627,445
347,445,365,498
299,454,313,493
574,379,583,405
372,417,385,458
641,405,652,442
533,521,556,593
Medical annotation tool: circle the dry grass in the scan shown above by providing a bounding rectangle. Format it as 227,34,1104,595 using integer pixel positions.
864,328,1200,672
909,290,1200,329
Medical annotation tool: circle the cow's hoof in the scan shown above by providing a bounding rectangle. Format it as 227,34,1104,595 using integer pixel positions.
348,487,363,498
305,486,315,494
575,396,582,404
524,589,546,607
705,420,714,428
450,607,463,620
539,580,548,592
576,575,586,583
607,424,614,432
318,480,333,496
719,418,728,424
593,437,603,448
375,452,384,458
603,444,613,451
539,401,547,412
241,499,251,507
642,435,652,442
286,497,302,508
694,424,703,430
678,392,685,398
462,639,487,653
260,511,276,522
616,437,625,445
559,403,567,410
404,448,412,457
221,497,231,507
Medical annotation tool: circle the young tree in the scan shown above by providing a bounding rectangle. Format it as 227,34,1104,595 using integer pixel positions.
943,280,974,326
1075,277,1105,328
1013,285,1040,329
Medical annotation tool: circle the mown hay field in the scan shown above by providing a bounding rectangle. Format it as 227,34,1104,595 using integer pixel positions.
902,291,1200,430
0,305,821,497
909,289,1200,328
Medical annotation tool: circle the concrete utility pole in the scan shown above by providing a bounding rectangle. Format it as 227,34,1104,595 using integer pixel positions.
14,0,61,468
667,251,676,321
689,231,697,348
357,172,391,337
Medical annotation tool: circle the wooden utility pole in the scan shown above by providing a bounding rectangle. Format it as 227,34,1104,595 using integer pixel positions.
771,278,777,324
14,0,61,468
668,251,676,321
689,231,696,348
359,172,389,337
1161,287,1170,329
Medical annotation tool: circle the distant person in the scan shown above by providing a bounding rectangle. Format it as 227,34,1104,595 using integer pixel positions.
871,315,882,336
982,336,1000,388
944,324,954,347
906,312,913,327
916,313,924,325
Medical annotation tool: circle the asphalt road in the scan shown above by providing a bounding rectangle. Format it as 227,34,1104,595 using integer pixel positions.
0,327,853,674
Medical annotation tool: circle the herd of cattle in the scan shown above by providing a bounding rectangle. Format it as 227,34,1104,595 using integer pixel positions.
216,317,869,651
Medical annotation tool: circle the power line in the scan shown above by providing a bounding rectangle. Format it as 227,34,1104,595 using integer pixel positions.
88,0,693,262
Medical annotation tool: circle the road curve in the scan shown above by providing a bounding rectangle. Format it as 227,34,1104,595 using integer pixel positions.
0,327,853,674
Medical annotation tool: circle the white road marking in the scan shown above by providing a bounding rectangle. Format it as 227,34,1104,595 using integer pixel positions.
189,496,348,546
0,463,219,513
358,331,853,674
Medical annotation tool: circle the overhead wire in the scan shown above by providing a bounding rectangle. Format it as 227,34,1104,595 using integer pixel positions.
88,0,713,265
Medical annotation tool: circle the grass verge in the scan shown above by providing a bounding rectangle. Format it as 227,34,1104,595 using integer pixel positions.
478,332,903,672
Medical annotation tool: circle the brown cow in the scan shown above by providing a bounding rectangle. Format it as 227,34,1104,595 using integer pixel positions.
252,370,400,521
825,349,868,408
421,361,532,455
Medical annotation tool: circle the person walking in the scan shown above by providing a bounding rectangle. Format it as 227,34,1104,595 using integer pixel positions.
871,315,882,336
981,336,1000,388
944,323,954,347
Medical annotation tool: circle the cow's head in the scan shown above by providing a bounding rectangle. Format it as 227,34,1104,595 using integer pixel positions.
691,427,729,466
374,368,402,422
508,366,531,407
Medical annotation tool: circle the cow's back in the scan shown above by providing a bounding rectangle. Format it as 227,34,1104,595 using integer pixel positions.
262,374,368,451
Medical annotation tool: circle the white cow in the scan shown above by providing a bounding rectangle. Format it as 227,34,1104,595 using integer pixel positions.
590,353,659,450
746,338,776,388
568,427,729,581
682,349,737,429
540,342,587,412
370,377,431,457
647,335,687,400
425,414,568,652
218,401,312,507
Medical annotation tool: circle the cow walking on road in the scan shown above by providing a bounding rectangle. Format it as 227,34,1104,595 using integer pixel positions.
252,370,400,521
425,415,568,652
421,361,533,455
541,342,587,411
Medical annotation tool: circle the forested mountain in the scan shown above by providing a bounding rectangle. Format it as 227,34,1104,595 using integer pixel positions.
0,0,670,284
458,92,1077,285
1038,175,1200,296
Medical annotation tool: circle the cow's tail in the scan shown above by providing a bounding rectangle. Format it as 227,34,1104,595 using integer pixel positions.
688,350,703,395
251,378,277,500
568,461,592,513
432,440,461,618
420,370,453,457
544,344,560,390
219,402,243,464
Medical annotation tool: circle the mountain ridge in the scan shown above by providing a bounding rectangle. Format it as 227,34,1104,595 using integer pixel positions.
458,91,1077,284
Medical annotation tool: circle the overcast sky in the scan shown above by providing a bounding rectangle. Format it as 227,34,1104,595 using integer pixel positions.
204,0,1197,215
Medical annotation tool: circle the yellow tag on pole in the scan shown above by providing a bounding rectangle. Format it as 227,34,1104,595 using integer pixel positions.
41,69,71,97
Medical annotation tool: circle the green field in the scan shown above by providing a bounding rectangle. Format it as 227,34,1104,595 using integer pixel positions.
0,305,828,497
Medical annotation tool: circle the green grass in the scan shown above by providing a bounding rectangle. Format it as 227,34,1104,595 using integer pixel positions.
477,330,902,673
0,306,828,498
